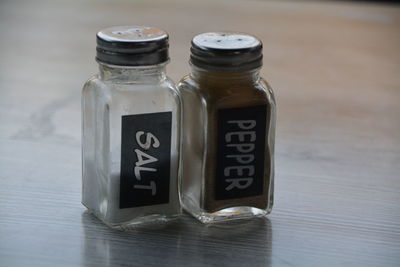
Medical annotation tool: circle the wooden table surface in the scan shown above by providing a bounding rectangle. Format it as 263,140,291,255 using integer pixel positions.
1,0,399,266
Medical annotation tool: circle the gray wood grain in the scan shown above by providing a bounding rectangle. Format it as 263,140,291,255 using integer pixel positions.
0,0,399,266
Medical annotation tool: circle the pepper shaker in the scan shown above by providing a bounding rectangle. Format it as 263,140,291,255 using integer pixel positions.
178,32,276,223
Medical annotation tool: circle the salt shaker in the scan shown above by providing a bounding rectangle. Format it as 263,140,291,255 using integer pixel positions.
82,26,181,228
178,32,276,223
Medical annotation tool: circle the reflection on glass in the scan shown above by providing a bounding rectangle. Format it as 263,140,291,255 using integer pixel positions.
81,212,272,266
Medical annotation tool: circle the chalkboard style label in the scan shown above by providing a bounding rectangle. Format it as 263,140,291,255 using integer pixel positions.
216,105,267,200
120,112,172,208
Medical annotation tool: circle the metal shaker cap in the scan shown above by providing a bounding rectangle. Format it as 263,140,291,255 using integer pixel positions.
96,26,169,66
190,32,263,72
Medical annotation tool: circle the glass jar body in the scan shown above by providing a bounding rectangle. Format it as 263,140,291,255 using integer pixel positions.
82,63,181,229
178,67,276,223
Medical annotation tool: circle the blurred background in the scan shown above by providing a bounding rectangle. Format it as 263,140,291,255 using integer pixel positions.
1,0,399,174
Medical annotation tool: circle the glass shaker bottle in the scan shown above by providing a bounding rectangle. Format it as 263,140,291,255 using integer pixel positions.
82,26,181,229
178,32,276,223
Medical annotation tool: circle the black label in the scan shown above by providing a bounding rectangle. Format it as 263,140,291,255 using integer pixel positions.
119,112,172,208
216,105,267,200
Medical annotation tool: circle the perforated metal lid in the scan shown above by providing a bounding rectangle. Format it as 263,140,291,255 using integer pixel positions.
190,32,263,71
96,26,169,66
